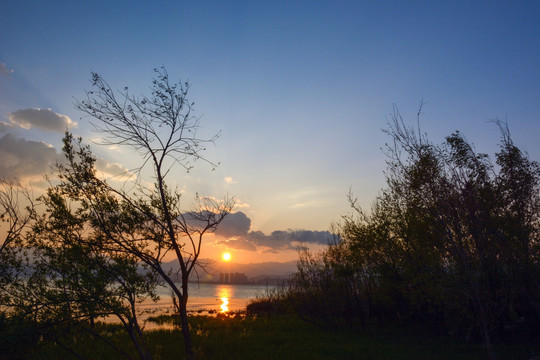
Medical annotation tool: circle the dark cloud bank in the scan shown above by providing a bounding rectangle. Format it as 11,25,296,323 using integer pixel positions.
0,133,57,178
0,108,128,180
215,211,336,252
0,108,73,179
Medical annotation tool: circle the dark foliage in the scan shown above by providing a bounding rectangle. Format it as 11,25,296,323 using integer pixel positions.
286,110,540,360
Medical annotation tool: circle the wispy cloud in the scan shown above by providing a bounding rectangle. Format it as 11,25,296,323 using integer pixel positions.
7,108,77,132
224,176,238,184
94,157,133,180
217,238,257,251
233,198,250,209
0,63,14,77
0,122,15,133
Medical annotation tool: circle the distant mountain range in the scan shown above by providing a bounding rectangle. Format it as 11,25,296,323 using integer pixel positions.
161,259,298,281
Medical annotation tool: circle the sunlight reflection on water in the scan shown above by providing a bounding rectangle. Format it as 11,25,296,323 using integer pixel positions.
220,297,229,313
217,285,232,313
140,283,276,316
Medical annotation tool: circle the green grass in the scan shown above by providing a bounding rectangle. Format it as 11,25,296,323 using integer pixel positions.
25,315,539,360
184,316,536,360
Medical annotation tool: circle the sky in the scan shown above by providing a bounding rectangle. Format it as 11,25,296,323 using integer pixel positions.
1,1,540,264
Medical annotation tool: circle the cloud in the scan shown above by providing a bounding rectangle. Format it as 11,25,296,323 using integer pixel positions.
0,63,14,77
0,133,129,182
0,122,15,133
215,211,251,237
248,229,334,250
94,157,130,177
217,238,257,251
284,229,335,245
7,108,77,132
0,133,57,179
215,211,335,251
224,176,238,184
247,230,291,250
233,199,251,209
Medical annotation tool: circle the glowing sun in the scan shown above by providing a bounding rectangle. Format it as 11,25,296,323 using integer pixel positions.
222,252,231,261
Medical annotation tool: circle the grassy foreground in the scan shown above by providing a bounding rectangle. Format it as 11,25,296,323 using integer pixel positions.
29,314,537,360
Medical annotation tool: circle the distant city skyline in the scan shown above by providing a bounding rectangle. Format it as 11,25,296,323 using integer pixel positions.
2,1,540,263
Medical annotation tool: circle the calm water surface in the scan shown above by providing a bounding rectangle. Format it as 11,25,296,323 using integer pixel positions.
100,283,276,328
141,283,277,317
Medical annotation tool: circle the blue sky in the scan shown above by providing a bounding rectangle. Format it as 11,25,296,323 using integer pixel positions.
2,1,540,262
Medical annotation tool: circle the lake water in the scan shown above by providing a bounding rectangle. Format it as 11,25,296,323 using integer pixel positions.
140,283,277,317
99,283,277,329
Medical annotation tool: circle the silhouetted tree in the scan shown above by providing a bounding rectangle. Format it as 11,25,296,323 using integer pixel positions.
291,106,540,360
0,180,39,358
0,174,161,359
27,173,160,359
0,180,34,291
0,179,33,255
74,68,233,359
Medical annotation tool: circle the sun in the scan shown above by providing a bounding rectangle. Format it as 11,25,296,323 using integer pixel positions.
222,252,231,261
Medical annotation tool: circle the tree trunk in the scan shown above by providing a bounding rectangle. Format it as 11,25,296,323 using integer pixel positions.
179,295,194,360
470,282,496,360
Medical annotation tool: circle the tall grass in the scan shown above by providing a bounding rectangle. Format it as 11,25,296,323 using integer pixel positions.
26,315,538,360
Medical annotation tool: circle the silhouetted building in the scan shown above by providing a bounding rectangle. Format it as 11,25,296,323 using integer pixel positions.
219,272,228,283
219,272,248,284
